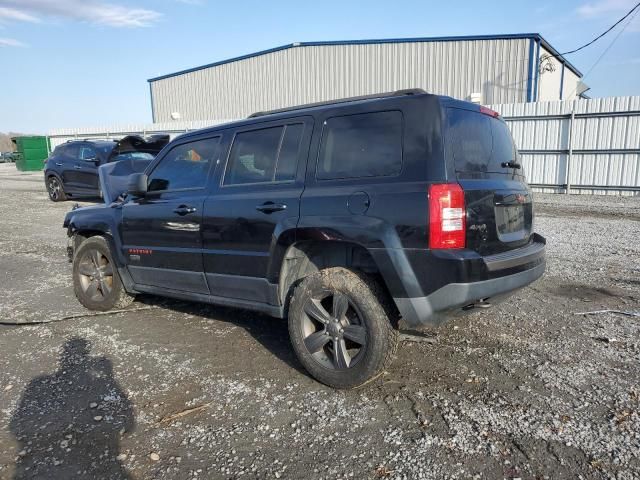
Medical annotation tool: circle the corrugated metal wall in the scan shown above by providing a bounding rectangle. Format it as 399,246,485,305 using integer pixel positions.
489,96,640,195
150,39,531,122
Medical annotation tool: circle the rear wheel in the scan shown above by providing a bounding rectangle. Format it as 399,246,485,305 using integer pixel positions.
73,236,134,311
288,267,398,389
46,176,67,202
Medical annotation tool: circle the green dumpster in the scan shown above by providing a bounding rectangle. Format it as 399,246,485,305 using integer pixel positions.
12,136,50,171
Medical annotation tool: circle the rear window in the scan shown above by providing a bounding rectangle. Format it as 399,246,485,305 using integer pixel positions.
491,118,517,165
447,108,516,173
317,111,403,180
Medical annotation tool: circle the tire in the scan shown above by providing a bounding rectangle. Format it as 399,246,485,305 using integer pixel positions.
46,175,67,202
73,236,134,311
288,267,398,389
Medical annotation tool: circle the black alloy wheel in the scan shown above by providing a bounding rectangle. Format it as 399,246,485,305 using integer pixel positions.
301,291,367,370
288,267,398,389
47,176,66,201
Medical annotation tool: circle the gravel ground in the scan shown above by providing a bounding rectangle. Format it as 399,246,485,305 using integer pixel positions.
0,163,639,479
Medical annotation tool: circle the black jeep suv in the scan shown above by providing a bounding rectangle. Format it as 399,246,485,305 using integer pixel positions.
44,135,169,201
63,90,545,388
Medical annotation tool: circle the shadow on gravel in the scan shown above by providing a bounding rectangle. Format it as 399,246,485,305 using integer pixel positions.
9,337,134,480
136,295,310,378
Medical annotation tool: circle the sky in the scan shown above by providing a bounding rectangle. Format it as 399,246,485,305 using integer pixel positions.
0,0,639,133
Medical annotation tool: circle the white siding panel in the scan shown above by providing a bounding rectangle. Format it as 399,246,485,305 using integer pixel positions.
538,46,563,101
150,39,530,122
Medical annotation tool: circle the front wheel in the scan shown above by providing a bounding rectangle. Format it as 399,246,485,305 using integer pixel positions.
73,236,134,311
288,267,398,389
46,176,67,202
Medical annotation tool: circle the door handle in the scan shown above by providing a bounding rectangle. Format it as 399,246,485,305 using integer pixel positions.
256,202,287,214
74,165,82,170
501,161,521,169
55,162,63,166
173,205,197,216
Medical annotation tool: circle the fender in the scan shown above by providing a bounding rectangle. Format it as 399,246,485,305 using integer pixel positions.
275,214,422,304
64,204,127,267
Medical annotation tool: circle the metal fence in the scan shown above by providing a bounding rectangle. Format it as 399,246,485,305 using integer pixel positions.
48,119,232,150
489,96,640,195
49,95,640,196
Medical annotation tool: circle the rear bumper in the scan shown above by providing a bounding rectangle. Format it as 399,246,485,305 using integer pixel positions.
395,261,544,326
384,235,546,327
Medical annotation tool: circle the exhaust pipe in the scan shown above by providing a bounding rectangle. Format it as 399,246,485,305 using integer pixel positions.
462,299,492,311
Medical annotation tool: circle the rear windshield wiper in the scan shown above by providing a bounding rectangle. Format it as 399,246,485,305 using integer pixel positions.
501,161,521,169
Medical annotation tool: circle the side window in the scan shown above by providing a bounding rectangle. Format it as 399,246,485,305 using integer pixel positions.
79,146,97,161
223,124,303,186
448,109,492,172
65,144,80,159
147,137,219,192
275,124,304,181
317,111,403,180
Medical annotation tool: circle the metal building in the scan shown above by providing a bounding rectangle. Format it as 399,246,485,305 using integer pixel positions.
148,33,584,123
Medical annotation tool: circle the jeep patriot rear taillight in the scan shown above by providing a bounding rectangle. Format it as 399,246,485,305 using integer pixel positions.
428,183,466,249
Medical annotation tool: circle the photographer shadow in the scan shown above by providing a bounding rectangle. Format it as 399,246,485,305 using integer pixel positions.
9,337,134,480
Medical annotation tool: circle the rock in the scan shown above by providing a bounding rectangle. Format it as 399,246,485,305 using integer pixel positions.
4,384,13,391
149,452,160,461
93,416,103,422
116,453,127,461
89,402,98,409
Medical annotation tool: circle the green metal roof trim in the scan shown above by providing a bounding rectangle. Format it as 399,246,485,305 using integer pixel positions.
147,33,582,83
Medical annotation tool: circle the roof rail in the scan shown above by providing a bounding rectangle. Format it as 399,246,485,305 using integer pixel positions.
247,88,427,118
65,138,117,143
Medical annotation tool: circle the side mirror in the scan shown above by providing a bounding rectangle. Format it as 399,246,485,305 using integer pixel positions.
127,173,148,198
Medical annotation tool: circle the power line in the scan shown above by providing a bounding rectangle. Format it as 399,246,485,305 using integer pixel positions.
560,1,640,56
568,6,640,98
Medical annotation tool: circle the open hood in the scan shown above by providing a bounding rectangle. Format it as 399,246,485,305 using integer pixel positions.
107,134,169,161
99,134,170,204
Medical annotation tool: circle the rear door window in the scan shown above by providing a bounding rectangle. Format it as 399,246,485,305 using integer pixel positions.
223,123,304,186
317,111,403,180
79,145,97,161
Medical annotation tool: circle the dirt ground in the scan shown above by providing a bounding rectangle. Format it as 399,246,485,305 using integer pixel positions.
0,163,639,480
